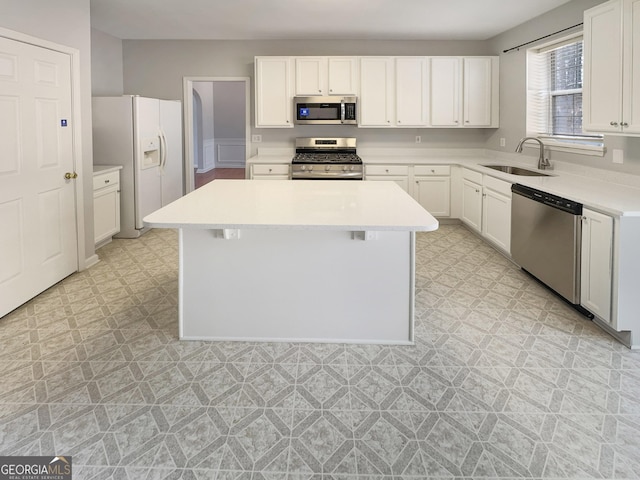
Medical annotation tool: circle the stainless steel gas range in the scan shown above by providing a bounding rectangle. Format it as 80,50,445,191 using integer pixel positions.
291,137,363,180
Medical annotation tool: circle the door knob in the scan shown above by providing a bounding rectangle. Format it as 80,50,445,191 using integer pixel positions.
64,172,78,179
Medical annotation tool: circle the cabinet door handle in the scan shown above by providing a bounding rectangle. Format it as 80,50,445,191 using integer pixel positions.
104,179,110,184
622,122,629,127
610,121,619,126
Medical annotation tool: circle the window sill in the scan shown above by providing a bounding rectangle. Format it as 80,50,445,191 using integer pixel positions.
526,135,605,157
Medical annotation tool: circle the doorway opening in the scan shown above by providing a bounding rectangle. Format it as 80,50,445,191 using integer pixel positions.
183,77,250,191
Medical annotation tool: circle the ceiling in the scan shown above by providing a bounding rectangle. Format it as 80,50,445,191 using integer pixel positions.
90,0,573,41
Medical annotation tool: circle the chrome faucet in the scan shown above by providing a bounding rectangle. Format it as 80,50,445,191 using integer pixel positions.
515,137,551,170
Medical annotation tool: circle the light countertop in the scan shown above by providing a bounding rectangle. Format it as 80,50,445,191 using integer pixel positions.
247,152,640,217
144,179,439,231
93,164,123,175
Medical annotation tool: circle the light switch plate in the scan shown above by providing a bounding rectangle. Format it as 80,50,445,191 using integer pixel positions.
251,134,262,143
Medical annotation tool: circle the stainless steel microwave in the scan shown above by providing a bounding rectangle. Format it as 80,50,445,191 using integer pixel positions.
293,96,357,125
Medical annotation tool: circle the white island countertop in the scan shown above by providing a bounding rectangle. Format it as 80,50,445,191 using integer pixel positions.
144,179,439,231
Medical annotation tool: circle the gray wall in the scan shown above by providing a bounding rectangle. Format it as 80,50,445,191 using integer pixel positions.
486,0,640,175
91,28,124,95
1,0,96,263
121,39,495,154
213,81,245,139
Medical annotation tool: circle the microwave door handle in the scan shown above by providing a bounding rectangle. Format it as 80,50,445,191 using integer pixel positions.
341,101,345,124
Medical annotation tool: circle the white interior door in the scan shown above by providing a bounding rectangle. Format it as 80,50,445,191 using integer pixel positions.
0,36,78,317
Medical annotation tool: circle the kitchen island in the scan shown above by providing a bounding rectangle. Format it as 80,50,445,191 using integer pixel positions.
144,180,438,344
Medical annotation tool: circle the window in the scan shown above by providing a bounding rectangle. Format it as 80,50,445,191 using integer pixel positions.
527,34,603,155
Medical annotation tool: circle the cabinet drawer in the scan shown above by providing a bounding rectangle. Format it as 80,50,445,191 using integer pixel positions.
252,164,290,176
462,168,483,184
365,165,409,176
414,165,451,176
483,175,512,196
93,171,119,191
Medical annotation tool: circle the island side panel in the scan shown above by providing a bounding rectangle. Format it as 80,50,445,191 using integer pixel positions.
178,228,415,344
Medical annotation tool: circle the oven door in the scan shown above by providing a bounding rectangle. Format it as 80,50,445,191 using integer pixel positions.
294,96,357,125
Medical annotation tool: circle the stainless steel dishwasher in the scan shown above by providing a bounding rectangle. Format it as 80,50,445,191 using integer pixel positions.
511,184,584,306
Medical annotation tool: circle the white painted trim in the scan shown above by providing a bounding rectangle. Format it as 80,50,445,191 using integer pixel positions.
0,26,88,271
183,76,251,193
215,137,246,168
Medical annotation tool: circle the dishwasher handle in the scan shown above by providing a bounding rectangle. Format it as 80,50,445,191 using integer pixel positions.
512,183,582,215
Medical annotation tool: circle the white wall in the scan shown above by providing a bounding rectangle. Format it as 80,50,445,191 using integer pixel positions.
0,0,96,263
91,28,123,95
486,0,640,175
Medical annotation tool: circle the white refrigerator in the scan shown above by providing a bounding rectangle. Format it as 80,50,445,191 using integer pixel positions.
92,95,184,238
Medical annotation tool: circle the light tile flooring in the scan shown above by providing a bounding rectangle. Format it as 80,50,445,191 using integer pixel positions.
2,225,640,480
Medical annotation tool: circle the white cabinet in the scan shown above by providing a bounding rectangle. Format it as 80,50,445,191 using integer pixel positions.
255,57,293,128
359,57,395,127
364,165,410,192
581,208,613,323
359,57,427,127
482,176,511,253
294,57,358,96
460,168,483,231
429,56,498,128
250,164,290,180
328,57,358,95
93,168,121,246
413,165,450,217
395,57,428,127
583,0,640,134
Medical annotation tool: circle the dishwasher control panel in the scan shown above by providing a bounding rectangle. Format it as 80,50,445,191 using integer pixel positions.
512,184,582,215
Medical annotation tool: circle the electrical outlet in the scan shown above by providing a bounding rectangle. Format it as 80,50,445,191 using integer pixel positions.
613,149,624,164
415,136,421,144
499,138,506,147
251,134,262,143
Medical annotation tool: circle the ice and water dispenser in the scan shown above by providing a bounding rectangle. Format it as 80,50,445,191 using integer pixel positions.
141,137,160,168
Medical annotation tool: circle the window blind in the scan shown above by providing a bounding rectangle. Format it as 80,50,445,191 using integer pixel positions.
527,36,596,139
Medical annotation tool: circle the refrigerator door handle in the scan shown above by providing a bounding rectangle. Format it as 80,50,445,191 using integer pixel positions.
159,129,168,174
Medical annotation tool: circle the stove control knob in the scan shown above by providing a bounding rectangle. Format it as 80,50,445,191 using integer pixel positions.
301,165,307,171
350,166,355,171
342,166,348,172
325,165,331,172
308,166,314,171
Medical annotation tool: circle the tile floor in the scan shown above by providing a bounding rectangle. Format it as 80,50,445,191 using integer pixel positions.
1,225,640,480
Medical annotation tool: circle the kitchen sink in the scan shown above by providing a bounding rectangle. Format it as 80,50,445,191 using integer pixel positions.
482,165,551,176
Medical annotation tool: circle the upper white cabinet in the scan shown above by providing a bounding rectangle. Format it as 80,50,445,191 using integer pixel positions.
359,57,395,127
294,57,358,96
255,57,293,128
429,56,499,128
254,55,499,128
359,57,428,127
584,0,640,134
395,57,428,127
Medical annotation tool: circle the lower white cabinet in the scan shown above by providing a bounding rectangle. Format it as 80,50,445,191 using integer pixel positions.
461,169,483,231
364,165,410,192
251,164,290,180
93,168,121,246
581,208,613,324
413,165,451,217
482,176,511,253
